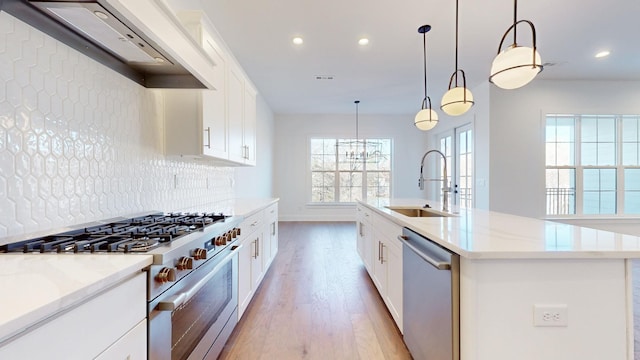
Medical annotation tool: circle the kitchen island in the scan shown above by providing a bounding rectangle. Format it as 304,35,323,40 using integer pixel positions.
359,199,639,360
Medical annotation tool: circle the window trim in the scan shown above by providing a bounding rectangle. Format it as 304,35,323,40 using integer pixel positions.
307,136,393,205
544,114,640,217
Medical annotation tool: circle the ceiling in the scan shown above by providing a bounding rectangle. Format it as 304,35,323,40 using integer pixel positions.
170,0,640,115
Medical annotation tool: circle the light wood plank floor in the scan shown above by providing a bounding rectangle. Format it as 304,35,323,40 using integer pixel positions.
219,222,411,360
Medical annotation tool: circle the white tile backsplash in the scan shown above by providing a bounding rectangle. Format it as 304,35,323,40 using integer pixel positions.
0,12,234,238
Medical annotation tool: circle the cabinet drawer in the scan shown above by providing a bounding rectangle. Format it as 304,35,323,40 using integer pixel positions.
265,203,278,220
95,319,147,360
240,210,264,238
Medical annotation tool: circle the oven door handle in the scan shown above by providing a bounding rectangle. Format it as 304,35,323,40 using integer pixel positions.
158,244,242,311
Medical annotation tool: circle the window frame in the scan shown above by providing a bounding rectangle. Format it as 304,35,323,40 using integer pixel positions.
545,114,640,217
308,137,393,206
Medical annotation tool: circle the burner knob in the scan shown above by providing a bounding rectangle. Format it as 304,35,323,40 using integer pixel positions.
225,232,232,242
177,256,193,270
155,267,176,283
215,236,225,246
193,248,207,260
235,227,241,236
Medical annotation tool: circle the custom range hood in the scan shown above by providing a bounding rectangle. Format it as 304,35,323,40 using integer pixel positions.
0,0,217,88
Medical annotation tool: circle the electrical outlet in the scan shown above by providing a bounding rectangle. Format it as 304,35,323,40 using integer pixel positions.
533,304,568,327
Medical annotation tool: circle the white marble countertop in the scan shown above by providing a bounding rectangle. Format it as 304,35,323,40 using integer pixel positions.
360,199,640,259
0,254,152,344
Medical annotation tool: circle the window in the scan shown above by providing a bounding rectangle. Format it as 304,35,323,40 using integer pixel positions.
545,114,640,215
310,138,391,205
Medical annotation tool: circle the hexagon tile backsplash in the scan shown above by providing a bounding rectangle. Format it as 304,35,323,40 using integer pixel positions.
0,13,234,238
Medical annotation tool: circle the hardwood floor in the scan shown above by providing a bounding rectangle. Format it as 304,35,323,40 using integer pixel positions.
219,222,411,360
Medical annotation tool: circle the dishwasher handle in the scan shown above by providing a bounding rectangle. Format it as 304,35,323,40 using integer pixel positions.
398,235,451,270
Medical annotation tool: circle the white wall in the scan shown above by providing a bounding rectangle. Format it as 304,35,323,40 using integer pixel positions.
488,80,640,222
274,113,428,221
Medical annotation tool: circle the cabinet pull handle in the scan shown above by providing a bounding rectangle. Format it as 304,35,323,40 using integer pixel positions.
204,127,211,149
256,238,259,257
378,241,382,261
358,222,363,237
380,243,385,264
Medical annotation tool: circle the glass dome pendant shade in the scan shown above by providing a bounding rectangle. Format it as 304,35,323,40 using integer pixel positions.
415,97,438,131
414,24,438,131
441,84,474,116
441,0,474,116
489,0,543,89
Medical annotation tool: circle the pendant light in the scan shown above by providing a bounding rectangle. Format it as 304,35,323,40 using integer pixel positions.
414,24,438,131
344,100,367,161
441,0,474,116
489,0,543,89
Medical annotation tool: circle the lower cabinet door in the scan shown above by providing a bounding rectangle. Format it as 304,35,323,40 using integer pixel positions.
385,240,403,333
238,236,254,318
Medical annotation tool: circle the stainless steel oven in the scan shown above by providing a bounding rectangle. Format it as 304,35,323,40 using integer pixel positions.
148,242,241,360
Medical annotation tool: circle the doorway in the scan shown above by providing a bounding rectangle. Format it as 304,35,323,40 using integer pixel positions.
438,124,474,208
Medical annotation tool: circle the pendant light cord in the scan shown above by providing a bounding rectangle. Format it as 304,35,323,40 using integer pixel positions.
513,0,518,45
454,0,459,87
423,31,428,104
355,100,359,142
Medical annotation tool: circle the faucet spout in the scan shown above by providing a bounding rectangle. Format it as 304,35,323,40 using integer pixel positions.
419,149,450,212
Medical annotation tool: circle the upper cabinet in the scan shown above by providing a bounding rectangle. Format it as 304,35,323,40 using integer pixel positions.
162,10,257,166
227,63,257,166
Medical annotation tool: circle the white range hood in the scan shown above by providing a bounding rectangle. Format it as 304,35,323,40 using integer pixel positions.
1,0,218,89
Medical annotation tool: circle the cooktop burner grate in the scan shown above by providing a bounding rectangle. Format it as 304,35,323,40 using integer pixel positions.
0,212,229,254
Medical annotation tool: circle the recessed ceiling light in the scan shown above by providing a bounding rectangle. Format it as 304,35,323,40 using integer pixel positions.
292,37,304,45
358,38,369,46
595,50,610,58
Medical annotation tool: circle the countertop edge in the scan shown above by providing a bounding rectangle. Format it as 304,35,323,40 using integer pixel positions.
358,200,640,260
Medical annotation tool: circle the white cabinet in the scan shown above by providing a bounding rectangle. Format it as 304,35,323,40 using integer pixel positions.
163,11,257,166
95,319,147,360
0,273,147,359
356,204,374,273
238,233,254,318
163,88,228,160
356,204,403,332
238,209,264,317
264,203,279,269
237,201,279,319
227,64,245,163
375,217,403,332
227,63,257,166
238,228,263,317
164,12,228,161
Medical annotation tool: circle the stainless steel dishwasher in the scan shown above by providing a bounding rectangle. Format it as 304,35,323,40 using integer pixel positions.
400,227,460,360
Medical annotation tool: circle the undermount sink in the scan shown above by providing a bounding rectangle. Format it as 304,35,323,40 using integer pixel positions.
385,206,456,218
